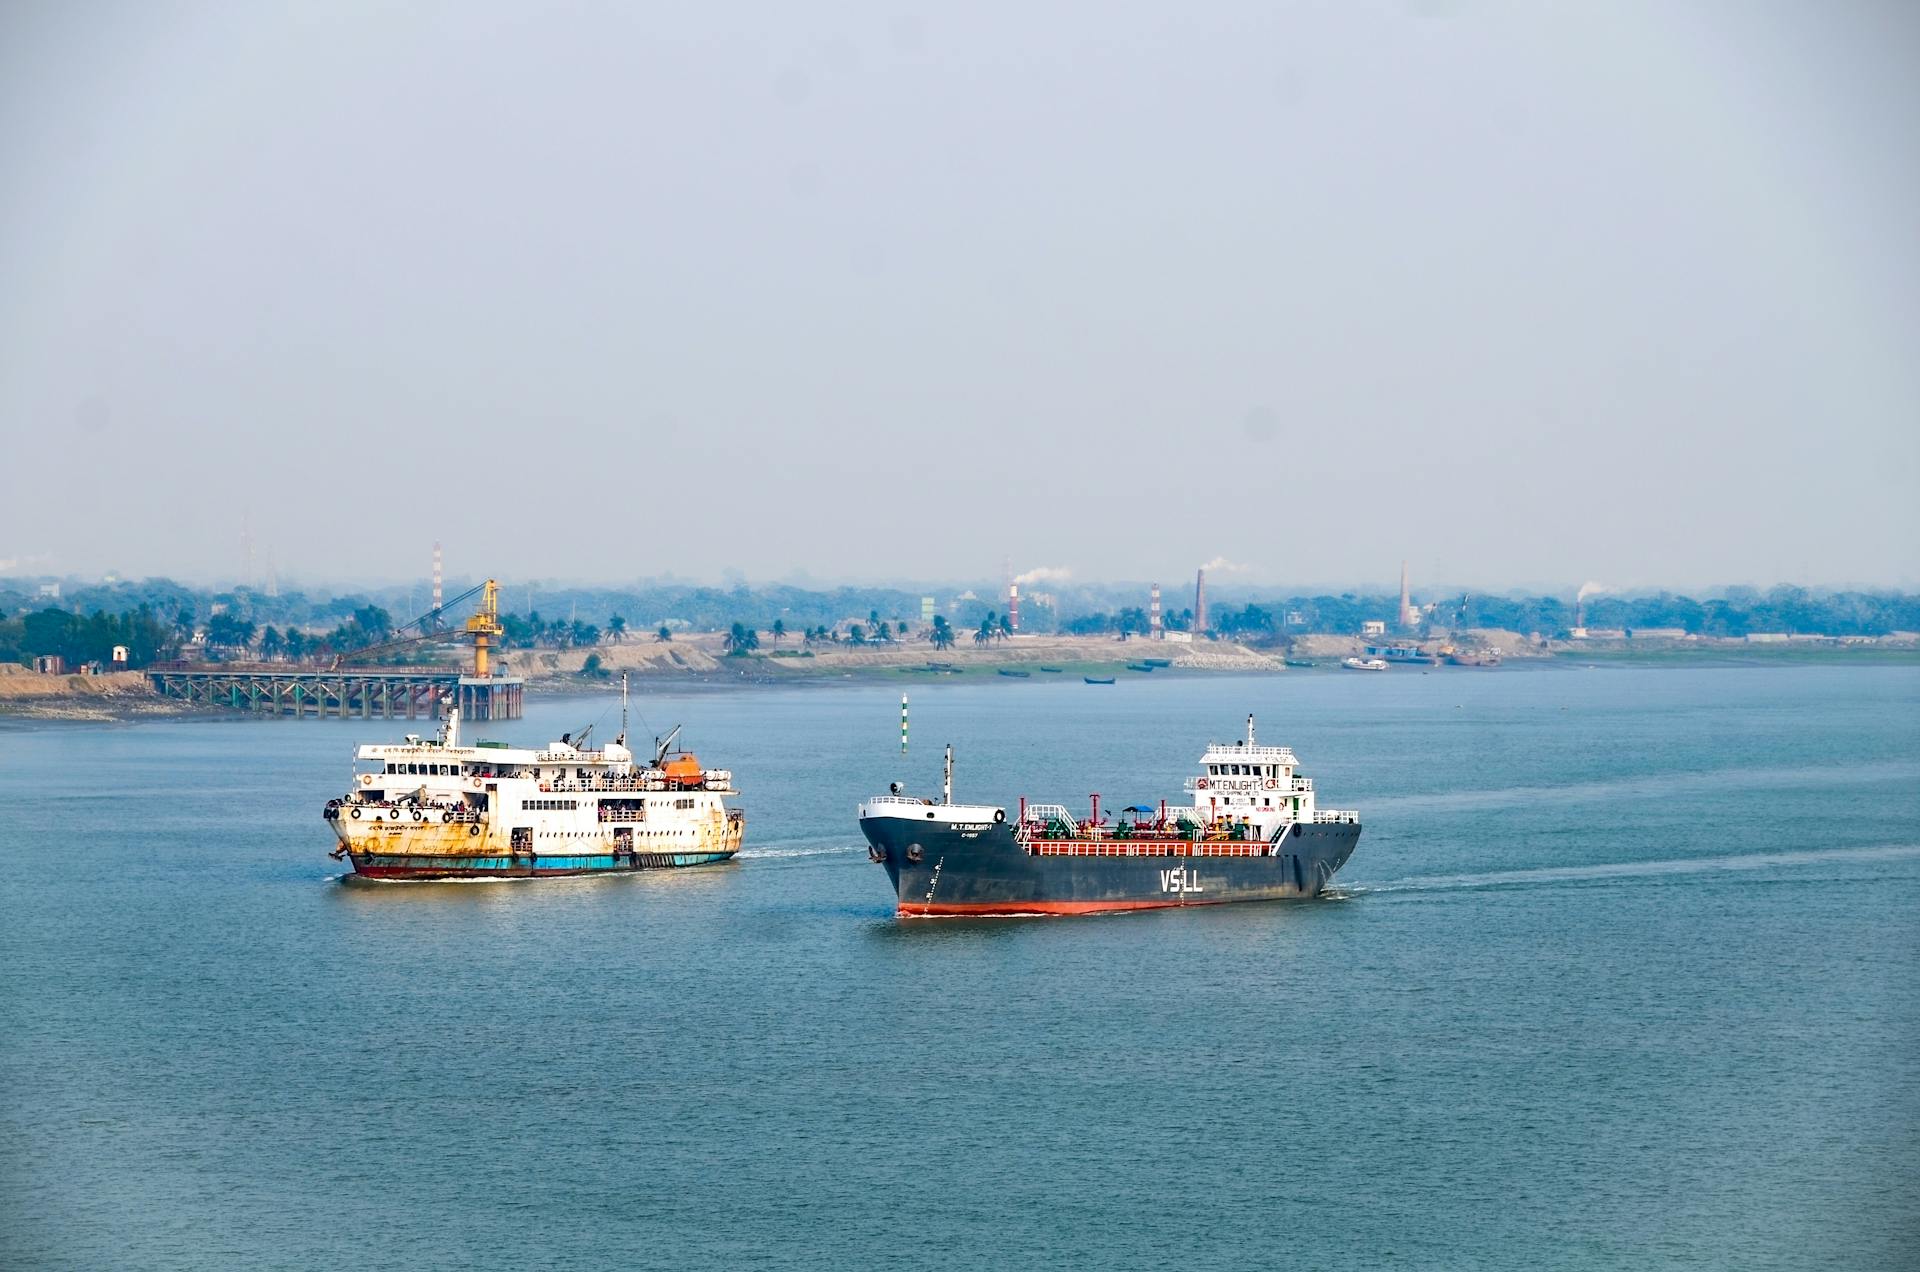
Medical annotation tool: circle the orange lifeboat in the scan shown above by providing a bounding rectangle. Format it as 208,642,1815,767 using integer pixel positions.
663,754,704,788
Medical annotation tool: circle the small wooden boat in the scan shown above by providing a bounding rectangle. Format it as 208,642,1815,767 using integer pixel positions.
1084,676,1116,685
1037,666,1065,673
1342,657,1389,671
997,668,1032,678
1142,658,1172,668
1284,659,1317,668
1125,663,1156,672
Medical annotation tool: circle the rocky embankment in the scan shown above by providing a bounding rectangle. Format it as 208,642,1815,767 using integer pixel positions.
0,666,195,720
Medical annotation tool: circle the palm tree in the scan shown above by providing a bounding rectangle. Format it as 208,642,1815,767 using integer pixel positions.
875,621,892,643
608,615,627,643
998,614,1013,641
259,626,284,661
848,624,867,645
725,622,759,656
929,616,954,650
657,624,673,643
973,621,991,646
771,619,786,646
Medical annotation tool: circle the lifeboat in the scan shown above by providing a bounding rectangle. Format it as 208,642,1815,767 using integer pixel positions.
663,754,705,788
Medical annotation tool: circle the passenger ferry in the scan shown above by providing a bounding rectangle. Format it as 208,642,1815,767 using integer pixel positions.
324,683,743,880
858,716,1361,916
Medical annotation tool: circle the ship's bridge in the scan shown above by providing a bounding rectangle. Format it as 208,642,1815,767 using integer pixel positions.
1184,715,1315,822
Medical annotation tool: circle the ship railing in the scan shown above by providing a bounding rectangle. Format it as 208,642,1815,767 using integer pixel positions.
1024,839,1275,858
595,808,647,823
865,794,938,808
1199,744,1297,764
548,775,732,794
1314,810,1360,824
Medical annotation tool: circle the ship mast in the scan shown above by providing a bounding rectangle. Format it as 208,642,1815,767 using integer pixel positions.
1247,713,1256,746
943,743,953,806
619,673,629,745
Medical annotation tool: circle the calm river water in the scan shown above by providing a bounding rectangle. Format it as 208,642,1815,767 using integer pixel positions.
2,663,1916,1269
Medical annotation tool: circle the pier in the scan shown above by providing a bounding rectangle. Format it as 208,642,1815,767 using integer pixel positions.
146,664,523,720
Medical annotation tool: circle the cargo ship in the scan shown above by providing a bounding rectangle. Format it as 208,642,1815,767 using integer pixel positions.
324,682,743,879
858,716,1360,916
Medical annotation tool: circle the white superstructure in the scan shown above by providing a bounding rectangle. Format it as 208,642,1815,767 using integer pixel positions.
1180,714,1360,837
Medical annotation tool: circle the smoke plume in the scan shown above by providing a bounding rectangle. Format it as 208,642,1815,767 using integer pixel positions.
1013,566,1072,586
1198,557,1248,573
1575,581,1611,603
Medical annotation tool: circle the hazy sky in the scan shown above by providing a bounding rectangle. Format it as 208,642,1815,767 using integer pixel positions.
2,1,1916,592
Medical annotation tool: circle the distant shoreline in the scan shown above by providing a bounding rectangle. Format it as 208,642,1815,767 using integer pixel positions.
3,641,1914,723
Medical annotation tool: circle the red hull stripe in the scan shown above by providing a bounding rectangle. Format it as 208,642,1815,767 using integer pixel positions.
897,898,1225,917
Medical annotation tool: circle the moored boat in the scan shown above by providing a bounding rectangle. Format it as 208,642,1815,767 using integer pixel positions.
1365,643,1438,666
858,716,1361,917
1342,657,1388,671
323,681,743,880
1084,676,1116,685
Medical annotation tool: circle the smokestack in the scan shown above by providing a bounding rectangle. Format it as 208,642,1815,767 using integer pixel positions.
432,541,444,613
1399,560,1411,629
1194,568,1208,635
1008,582,1020,632
1150,582,1162,639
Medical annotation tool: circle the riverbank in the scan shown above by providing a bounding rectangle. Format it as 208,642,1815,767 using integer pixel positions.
0,668,212,722
8,638,1916,721
501,633,1285,686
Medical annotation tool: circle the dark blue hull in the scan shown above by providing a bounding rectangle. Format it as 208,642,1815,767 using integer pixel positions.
859,817,1360,916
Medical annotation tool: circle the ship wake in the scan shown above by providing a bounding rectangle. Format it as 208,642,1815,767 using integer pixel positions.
1345,842,1920,898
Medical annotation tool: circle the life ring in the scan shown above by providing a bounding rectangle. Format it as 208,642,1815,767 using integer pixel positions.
349,807,362,820
1196,778,1209,790
993,808,1006,823
358,774,372,786
441,810,454,823
1263,778,1278,790
470,777,483,790
468,824,480,838
387,809,399,821
410,810,424,822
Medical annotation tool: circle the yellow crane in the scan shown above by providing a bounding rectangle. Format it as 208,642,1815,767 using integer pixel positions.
329,578,506,677
464,579,504,677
